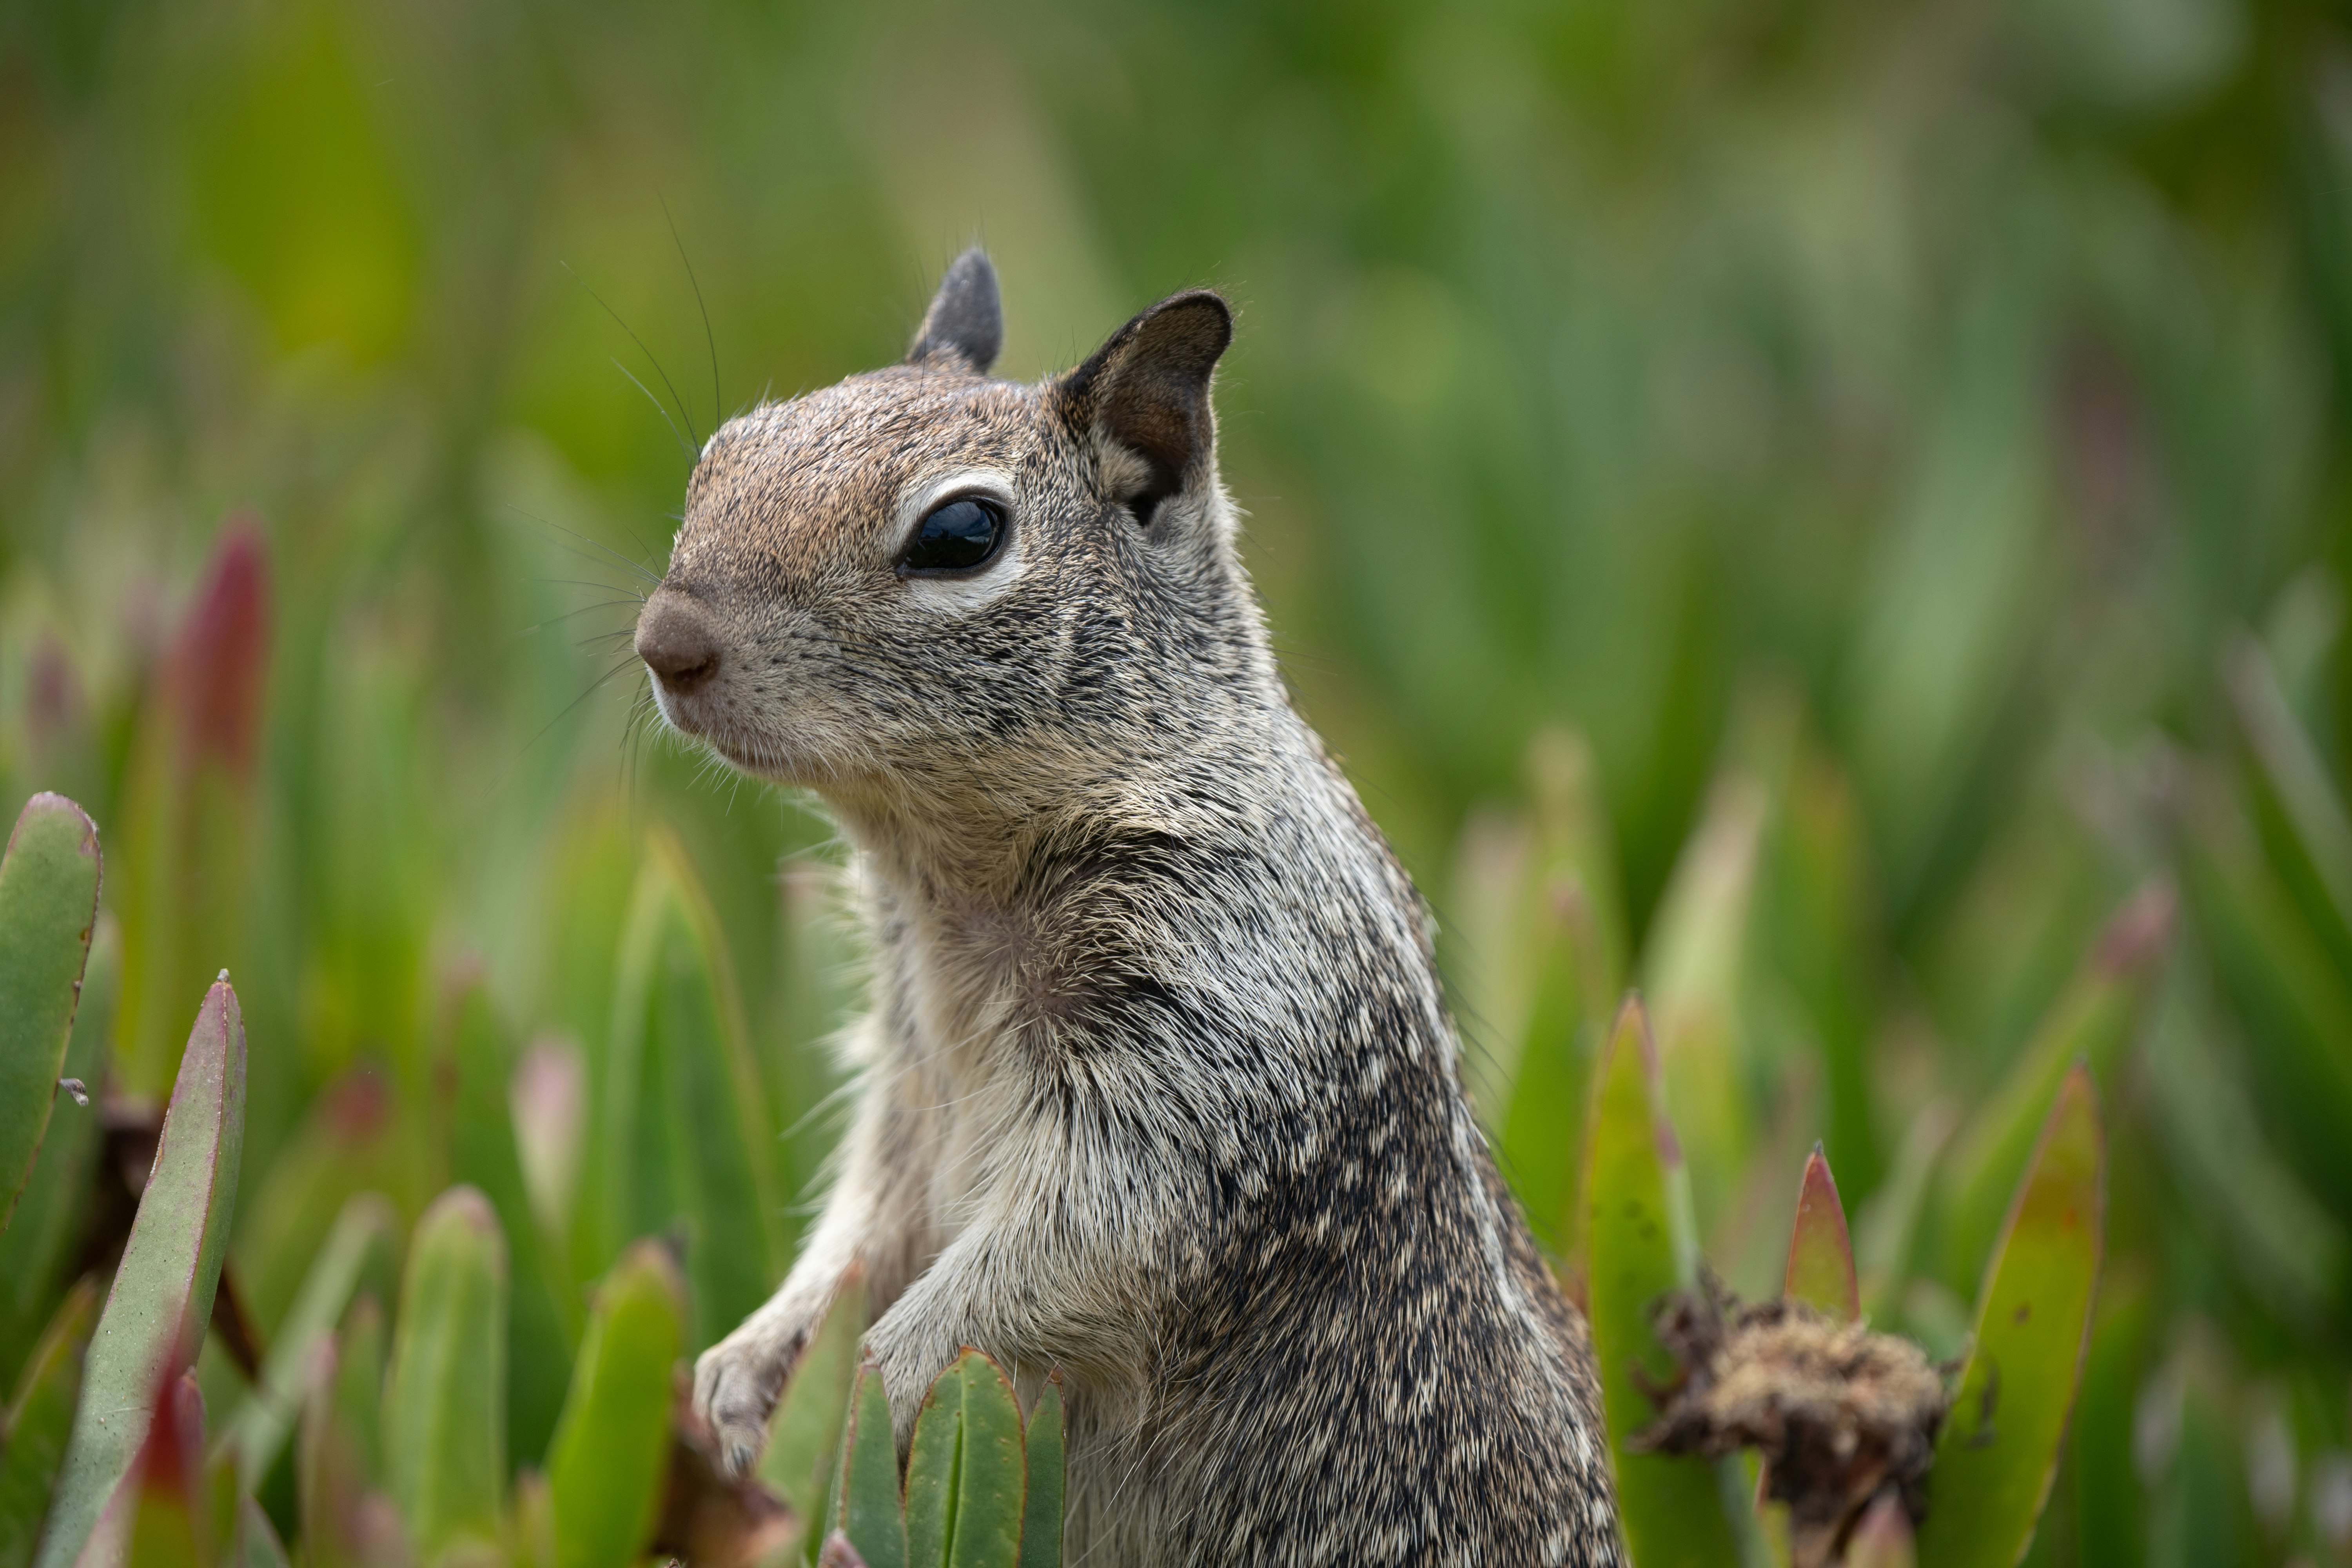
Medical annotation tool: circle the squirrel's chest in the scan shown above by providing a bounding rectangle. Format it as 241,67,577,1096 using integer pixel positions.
870,899,1057,1215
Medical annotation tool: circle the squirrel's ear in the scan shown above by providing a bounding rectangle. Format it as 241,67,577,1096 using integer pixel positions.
908,249,1003,374
1058,290,1233,522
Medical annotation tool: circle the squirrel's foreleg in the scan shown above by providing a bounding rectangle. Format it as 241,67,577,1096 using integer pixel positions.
692,1018,936,1475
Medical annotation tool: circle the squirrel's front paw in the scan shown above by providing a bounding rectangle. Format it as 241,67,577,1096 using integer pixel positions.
862,1315,958,1452
692,1318,811,1477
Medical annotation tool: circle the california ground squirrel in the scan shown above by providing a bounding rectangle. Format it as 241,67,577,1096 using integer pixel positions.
637,251,1624,1565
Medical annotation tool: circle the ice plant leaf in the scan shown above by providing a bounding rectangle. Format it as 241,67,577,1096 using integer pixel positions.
1915,1065,2104,1568
1583,997,1745,1567
1017,1374,1064,1568
903,1361,964,1568
294,1299,387,1568
762,1272,866,1558
382,1187,508,1557
217,1193,394,1491
1783,1145,1858,1321
33,979,243,1568
594,829,784,1350
114,523,270,1102
946,1352,1023,1568
1941,884,2165,1289
1501,877,1604,1251
0,793,101,1232
440,975,579,1466
0,1281,98,1568
1642,773,1769,1232
828,1359,905,1568
0,916,113,1381
548,1241,684,1568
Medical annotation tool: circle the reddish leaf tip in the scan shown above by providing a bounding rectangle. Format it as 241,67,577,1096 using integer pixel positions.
12,791,101,859
1784,1145,1858,1320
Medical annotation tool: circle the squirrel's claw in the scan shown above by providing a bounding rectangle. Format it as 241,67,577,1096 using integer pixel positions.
693,1328,800,1477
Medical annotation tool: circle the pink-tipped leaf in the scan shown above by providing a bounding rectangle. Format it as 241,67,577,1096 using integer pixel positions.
34,981,245,1568
1784,1144,1858,1321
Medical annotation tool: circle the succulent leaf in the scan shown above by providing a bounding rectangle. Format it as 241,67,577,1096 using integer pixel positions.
1583,997,1746,1566
594,829,784,1351
902,1362,962,1568
216,1194,394,1492
944,1352,1023,1568
1016,1374,1064,1568
828,1359,905,1568
34,980,244,1568
294,1301,388,1568
381,1187,508,1556
1914,1066,2104,1568
761,1273,866,1560
0,794,102,1234
1940,885,2165,1289
1783,1146,1858,1321
0,918,114,1386
547,1241,684,1568
440,976,579,1467
1642,774,1769,1232
0,1281,98,1568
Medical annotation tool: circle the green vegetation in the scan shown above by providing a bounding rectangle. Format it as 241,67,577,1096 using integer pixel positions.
4,0,2350,1560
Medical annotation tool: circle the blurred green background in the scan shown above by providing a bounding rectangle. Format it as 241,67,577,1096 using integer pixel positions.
4,0,2352,1561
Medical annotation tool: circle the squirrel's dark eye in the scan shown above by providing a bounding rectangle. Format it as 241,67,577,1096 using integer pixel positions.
900,497,1005,574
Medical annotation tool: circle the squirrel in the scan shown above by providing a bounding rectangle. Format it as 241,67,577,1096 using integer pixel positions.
636,250,1625,1566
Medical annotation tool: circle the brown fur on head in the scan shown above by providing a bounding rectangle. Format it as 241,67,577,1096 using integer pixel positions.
635,250,1252,827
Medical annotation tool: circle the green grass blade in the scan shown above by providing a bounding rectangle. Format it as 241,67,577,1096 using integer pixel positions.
34,979,244,1568
0,794,102,1233
382,1186,508,1557
1015,1373,1062,1568
946,1352,1022,1568
1940,884,2165,1289
548,1240,684,1568
0,1281,98,1568
761,1273,866,1560
1782,1144,1857,1320
829,1359,904,1568
1583,997,1744,1568
217,1193,394,1492
441,975,579,1468
1915,1064,2104,1568
0,917,115,1388
904,1360,963,1568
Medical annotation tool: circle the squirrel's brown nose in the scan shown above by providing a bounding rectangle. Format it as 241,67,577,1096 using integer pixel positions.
636,589,724,695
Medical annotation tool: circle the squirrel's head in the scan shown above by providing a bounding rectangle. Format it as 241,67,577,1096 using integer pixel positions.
635,250,1260,809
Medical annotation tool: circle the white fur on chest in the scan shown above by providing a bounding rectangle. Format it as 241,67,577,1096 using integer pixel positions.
862,875,1052,1264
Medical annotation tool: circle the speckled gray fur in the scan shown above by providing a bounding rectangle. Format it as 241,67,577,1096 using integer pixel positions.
646,251,1624,1566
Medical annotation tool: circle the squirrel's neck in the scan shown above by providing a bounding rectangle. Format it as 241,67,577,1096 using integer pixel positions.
819,691,1318,916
